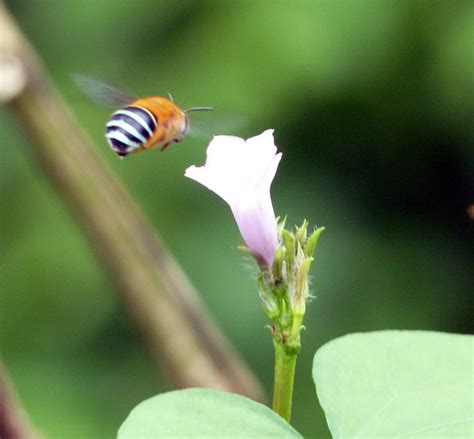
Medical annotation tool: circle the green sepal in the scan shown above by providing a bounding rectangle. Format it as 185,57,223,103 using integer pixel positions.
273,247,286,282
304,226,325,258
277,215,287,240
293,257,313,313
295,220,308,245
258,272,280,319
295,241,305,266
282,230,295,276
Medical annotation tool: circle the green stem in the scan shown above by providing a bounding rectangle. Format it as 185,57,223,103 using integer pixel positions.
272,340,298,422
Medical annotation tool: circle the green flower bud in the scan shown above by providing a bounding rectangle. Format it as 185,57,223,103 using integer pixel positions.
304,226,325,258
256,218,324,350
295,241,306,266
258,272,279,319
293,257,313,314
282,229,295,278
295,220,308,245
277,216,287,240
273,247,286,282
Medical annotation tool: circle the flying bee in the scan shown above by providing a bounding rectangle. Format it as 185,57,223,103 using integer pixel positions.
74,75,212,157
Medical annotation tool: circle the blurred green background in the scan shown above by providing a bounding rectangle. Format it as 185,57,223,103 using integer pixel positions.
1,1,473,437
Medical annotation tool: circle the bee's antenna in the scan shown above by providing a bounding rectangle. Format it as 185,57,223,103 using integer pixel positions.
185,107,213,113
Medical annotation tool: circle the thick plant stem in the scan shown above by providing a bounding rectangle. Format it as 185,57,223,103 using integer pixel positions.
272,341,298,422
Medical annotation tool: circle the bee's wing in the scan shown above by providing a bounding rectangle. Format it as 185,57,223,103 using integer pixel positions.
72,74,137,107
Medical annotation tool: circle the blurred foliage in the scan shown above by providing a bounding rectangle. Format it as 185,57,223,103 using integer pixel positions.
1,0,473,437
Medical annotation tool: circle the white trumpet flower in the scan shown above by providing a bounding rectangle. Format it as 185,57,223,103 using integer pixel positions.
185,130,282,268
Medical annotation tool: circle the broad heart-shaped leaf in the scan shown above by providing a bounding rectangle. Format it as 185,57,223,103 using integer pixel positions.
313,331,473,438
118,388,302,438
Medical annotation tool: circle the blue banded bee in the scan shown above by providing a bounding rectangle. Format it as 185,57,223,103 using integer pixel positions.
74,75,212,157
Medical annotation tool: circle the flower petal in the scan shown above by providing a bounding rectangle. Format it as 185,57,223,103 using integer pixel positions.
230,190,279,267
185,130,282,268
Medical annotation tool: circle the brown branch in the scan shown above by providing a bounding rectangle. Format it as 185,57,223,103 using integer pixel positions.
0,3,264,401
0,360,41,439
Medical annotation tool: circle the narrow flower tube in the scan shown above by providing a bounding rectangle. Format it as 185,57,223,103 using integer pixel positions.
185,129,282,268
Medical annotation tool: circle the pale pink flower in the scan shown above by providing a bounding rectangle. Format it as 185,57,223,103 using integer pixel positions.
185,129,282,268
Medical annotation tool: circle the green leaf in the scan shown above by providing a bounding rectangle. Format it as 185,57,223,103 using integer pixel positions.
118,388,302,438
313,331,473,438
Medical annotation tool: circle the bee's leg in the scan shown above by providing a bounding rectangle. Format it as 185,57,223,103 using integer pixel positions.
161,137,182,151
167,93,174,102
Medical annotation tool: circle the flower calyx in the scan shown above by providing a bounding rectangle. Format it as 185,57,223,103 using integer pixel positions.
258,219,325,351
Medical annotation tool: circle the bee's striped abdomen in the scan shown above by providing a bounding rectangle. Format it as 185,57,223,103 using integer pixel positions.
105,106,157,156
